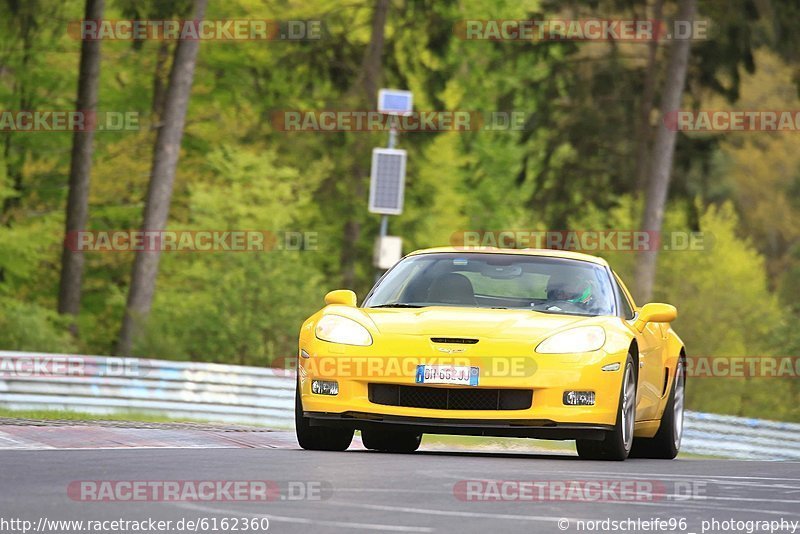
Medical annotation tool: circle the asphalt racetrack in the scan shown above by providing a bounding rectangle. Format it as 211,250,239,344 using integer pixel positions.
0,423,798,534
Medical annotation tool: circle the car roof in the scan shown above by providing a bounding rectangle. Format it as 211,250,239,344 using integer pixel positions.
406,246,610,267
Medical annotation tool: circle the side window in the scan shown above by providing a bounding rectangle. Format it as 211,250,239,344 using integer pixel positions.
612,273,635,320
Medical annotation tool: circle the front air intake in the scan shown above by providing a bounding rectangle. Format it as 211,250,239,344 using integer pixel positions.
430,337,479,344
368,384,532,410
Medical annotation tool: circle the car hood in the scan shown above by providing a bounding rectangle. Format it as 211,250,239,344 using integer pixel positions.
360,306,592,340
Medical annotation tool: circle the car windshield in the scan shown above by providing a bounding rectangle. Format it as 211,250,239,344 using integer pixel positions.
364,253,616,317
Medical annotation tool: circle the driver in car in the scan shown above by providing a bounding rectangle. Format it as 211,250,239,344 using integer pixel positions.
546,274,594,305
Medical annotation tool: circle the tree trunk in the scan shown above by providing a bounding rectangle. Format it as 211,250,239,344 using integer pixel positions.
355,0,389,104
634,0,663,194
152,41,170,120
339,0,390,288
57,0,104,331
116,0,208,356
633,0,696,303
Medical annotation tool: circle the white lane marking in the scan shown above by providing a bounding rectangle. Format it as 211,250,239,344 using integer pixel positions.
401,474,800,515
331,486,800,505
336,487,447,494
599,498,800,518
328,501,584,523
293,482,800,515
689,502,800,518
365,488,798,519
331,490,800,519
418,471,800,495
653,492,800,504
563,470,800,482
0,446,240,451
174,502,433,533
650,493,800,505
556,491,800,517
417,466,800,483
545,472,800,493
420,469,800,490
0,432,53,449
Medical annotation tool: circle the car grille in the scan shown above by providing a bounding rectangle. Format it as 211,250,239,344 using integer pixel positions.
368,384,532,410
430,337,479,344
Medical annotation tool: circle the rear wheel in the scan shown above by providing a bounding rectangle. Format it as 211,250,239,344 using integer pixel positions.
295,384,353,451
576,354,636,461
361,427,422,453
630,357,685,459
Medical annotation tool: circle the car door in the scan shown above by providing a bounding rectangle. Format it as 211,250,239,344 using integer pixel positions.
613,273,663,421
635,321,666,420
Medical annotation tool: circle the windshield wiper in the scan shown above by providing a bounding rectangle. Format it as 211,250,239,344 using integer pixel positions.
370,303,424,308
534,308,596,317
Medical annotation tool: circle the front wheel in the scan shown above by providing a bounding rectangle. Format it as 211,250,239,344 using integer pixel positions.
295,384,353,451
630,357,685,459
576,354,636,461
361,427,422,453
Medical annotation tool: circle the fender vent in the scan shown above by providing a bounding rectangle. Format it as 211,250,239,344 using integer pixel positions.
430,337,479,344
662,368,670,396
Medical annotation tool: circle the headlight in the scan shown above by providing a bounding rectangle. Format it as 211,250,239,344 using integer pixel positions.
535,326,605,354
315,315,373,346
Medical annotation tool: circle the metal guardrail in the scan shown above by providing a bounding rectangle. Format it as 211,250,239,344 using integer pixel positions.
1,350,798,459
682,411,800,460
0,351,296,428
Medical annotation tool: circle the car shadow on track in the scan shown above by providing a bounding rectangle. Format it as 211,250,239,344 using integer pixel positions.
348,449,581,461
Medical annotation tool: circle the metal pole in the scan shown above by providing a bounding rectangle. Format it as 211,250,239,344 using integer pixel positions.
379,214,388,238
388,117,397,149
382,117,397,237
375,117,398,281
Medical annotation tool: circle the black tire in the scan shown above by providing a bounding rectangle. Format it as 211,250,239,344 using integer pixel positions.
295,384,353,451
576,354,636,461
630,357,685,459
361,427,422,453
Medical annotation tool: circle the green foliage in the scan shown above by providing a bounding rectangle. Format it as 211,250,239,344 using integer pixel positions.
656,203,790,419
133,146,327,364
655,203,779,357
0,296,76,353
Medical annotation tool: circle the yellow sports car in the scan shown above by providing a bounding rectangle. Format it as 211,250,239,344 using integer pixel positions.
295,247,685,460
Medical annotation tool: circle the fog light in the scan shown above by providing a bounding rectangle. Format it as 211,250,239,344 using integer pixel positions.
564,391,595,406
312,380,339,396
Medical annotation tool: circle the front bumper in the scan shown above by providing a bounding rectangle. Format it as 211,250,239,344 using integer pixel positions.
304,411,613,440
298,339,628,432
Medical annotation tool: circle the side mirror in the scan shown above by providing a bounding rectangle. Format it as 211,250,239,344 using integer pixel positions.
634,302,677,331
324,289,357,307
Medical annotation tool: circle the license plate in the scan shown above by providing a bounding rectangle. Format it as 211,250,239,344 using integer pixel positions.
415,365,479,386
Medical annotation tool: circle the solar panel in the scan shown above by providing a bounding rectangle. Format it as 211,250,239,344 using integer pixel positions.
378,89,413,115
368,148,407,215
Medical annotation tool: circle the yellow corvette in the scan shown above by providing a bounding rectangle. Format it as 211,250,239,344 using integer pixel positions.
296,247,685,460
